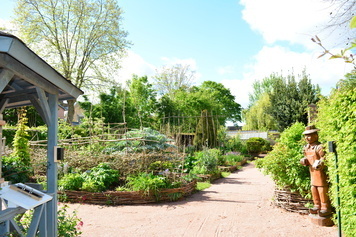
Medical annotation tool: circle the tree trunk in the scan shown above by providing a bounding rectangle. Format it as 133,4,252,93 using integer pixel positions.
66,99,76,124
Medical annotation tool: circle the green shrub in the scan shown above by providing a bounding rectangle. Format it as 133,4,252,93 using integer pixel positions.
190,149,220,175
58,173,84,191
224,153,244,165
225,135,246,153
81,163,119,192
126,172,180,195
19,204,82,237
246,137,270,154
316,75,356,237
1,156,31,183
255,122,311,197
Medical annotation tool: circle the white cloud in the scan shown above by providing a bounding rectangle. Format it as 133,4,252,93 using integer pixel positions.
217,65,236,75
221,45,353,109
239,0,342,47
117,50,156,82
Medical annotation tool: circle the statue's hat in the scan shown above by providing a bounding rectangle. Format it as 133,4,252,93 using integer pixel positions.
302,125,320,135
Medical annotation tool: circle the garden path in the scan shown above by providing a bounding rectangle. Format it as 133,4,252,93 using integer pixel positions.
67,163,338,237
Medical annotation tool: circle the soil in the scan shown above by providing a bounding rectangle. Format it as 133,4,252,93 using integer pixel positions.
67,163,338,237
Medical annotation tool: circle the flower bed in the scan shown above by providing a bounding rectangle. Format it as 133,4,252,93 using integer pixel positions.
58,180,197,205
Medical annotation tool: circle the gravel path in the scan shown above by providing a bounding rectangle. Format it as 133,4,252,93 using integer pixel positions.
68,163,337,237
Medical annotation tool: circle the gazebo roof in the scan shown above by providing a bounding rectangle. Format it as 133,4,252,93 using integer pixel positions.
0,31,83,109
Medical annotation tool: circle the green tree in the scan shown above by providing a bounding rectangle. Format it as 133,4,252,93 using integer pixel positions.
79,86,129,124
157,81,241,133
268,71,320,131
127,75,157,129
13,0,130,122
193,110,218,150
243,93,277,131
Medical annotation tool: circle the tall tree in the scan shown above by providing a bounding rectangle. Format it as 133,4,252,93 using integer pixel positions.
127,75,157,129
269,72,320,131
243,71,320,132
13,0,130,122
153,63,196,96
243,93,277,131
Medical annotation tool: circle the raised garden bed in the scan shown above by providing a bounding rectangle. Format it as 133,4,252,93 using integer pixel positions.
58,180,197,205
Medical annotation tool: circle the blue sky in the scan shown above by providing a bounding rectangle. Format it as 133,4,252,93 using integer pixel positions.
1,0,354,109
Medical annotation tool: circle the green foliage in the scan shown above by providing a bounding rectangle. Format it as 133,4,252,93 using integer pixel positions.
127,75,158,128
58,163,119,192
19,204,82,237
126,172,180,195
11,109,31,166
58,119,88,140
243,93,277,131
190,149,220,175
224,153,244,165
58,173,84,191
193,110,218,150
246,137,270,154
316,74,356,236
103,128,175,154
157,81,241,134
3,108,33,183
255,122,311,197
196,182,211,191
244,71,320,132
1,156,31,183
148,161,174,173
81,163,119,192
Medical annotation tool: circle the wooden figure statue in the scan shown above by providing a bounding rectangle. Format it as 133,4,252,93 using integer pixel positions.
300,125,331,217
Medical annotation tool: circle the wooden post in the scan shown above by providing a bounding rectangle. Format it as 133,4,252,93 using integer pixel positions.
0,114,6,180
46,93,58,237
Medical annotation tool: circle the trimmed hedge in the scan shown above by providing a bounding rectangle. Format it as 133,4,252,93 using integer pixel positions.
316,75,356,237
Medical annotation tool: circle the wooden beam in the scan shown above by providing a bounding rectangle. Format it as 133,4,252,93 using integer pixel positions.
34,87,52,126
29,95,49,126
0,98,9,114
0,54,58,95
0,69,14,93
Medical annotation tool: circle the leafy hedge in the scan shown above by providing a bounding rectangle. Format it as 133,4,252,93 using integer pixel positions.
255,122,311,197
316,75,356,237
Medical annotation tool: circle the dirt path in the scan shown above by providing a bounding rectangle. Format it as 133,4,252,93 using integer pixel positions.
68,163,337,237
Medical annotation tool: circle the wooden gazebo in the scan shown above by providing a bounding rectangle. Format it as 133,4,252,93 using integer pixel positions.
0,31,83,236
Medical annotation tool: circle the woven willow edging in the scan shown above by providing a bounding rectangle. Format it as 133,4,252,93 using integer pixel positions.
58,180,197,205
274,188,312,215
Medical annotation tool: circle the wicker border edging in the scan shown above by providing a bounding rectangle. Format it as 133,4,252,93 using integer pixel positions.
58,180,197,205
273,188,312,215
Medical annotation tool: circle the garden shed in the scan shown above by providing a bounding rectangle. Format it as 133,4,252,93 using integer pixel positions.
0,31,83,236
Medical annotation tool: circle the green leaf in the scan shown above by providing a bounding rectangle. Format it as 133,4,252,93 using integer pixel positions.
350,16,356,29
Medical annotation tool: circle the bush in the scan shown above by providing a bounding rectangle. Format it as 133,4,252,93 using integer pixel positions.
225,135,246,154
126,172,180,195
19,204,82,237
190,149,220,175
1,156,32,183
246,137,270,154
58,163,119,192
316,75,356,237
58,173,84,191
81,163,119,192
224,153,244,165
255,122,311,197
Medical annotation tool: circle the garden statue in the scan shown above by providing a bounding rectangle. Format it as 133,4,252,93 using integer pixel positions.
300,125,332,217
